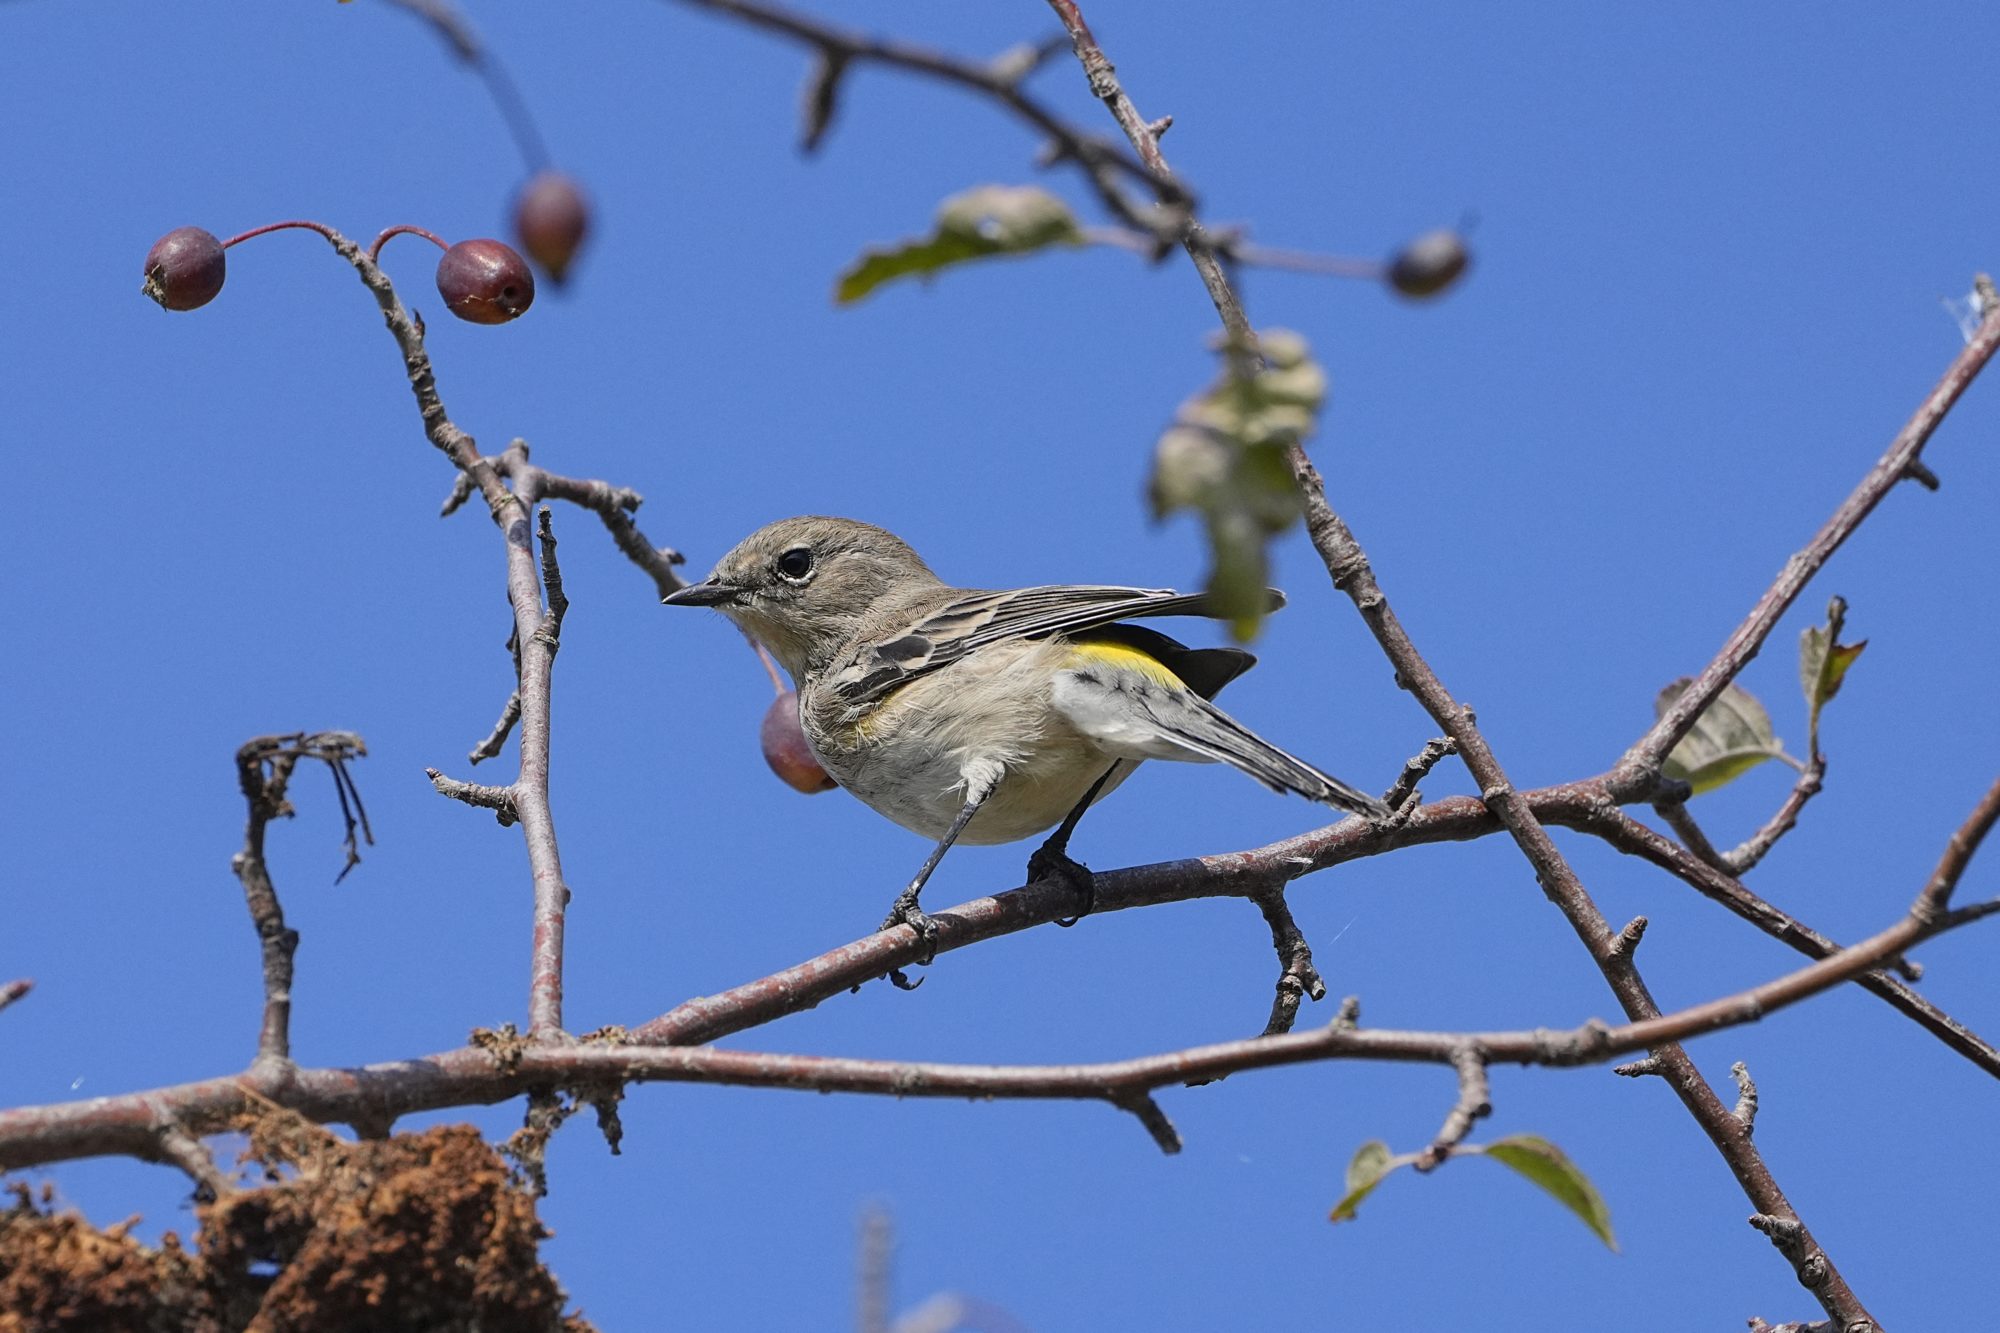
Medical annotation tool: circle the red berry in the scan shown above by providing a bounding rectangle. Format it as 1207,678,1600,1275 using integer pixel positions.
761,690,835,794
142,227,226,311
513,171,590,285
1387,229,1470,299
435,239,535,324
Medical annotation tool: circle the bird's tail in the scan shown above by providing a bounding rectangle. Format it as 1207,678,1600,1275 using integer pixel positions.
1160,693,1390,819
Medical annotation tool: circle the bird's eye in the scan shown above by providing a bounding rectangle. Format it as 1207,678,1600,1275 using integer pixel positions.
776,546,815,582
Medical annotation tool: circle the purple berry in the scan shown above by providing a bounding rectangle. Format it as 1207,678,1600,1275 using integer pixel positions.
1387,229,1470,299
142,227,226,311
513,172,590,285
436,239,535,324
761,691,836,793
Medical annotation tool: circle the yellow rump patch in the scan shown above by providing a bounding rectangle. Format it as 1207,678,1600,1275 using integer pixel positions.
1065,639,1183,686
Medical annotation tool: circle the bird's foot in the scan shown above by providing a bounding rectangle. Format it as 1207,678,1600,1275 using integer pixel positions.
880,889,940,990
1029,842,1095,927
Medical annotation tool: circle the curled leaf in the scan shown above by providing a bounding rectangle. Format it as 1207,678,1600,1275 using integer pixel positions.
1474,1134,1617,1250
1328,1139,1405,1224
1150,331,1326,640
1798,596,1866,753
835,185,1083,303
1656,678,1788,794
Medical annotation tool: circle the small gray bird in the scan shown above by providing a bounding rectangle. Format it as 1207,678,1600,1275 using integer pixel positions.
664,517,1386,966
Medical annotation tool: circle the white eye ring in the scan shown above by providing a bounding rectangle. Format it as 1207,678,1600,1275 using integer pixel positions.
776,546,815,583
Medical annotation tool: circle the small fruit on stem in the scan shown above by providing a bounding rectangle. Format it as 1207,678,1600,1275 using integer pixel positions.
435,239,535,324
762,691,836,793
1386,229,1470,299
513,171,590,284
142,227,226,310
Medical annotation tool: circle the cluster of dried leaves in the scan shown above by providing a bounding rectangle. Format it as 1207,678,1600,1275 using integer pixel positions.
0,1112,592,1333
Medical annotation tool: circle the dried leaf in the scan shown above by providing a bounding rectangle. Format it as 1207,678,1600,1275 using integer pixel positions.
1328,1140,1407,1224
835,185,1082,303
1656,677,1786,794
1475,1134,1618,1250
1150,332,1325,641
1798,596,1866,750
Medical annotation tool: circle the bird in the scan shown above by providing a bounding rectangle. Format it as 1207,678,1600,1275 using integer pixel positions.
663,516,1387,972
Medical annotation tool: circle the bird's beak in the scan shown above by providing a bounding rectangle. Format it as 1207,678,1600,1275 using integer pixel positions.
662,579,745,608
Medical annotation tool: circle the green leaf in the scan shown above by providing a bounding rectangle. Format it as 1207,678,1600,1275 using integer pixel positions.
1798,596,1866,751
835,185,1083,303
1655,677,1787,794
1475,1134,1618,1250
1328,1139,1403,1224
1149,332,1326,641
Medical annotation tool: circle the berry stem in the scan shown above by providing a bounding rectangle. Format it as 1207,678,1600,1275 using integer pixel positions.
744,632,786,695
368,224,453,264
219,219,343,249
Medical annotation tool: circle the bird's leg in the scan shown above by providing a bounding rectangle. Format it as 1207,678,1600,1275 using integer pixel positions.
1029,763,1119,927
880,789,987,988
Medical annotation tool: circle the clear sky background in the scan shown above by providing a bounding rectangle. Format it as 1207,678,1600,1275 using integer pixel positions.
4,3,1999,1329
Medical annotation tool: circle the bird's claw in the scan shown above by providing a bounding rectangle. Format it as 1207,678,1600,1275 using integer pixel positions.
881,891,940,989
1029,843,1095,926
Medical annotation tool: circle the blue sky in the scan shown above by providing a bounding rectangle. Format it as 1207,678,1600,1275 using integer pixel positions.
4,2,1999,1328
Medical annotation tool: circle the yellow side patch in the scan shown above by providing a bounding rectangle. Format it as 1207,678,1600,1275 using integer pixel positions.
1065,639,1183,686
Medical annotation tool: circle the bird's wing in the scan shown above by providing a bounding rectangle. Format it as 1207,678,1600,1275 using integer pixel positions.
825,584,1282,707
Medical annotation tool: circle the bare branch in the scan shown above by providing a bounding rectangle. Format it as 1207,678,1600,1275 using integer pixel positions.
1574,804,2000,1077
4,877,1980,1174
1619,300,2000,794
663,0,1180,236
1915,773,2000,923
426,768,520,824
1731,1061,1759,1136
1250,888,1324,1036
1414,1046,1490,1171
232,732,369,1065
469,689,523,765
379,0,554,174
481,439,687,600
1381,736,1457,813
1114,1093,1182,1155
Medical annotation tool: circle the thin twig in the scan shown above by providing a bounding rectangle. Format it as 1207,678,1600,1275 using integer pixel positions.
1576,805,2000,1076
1619,298,2000,795
461,439,687,599
1381,736,1457,812
426,768,519,824
1915,774,2000,923
231,731,368,1065
663,0,1182,238
1250,888,1325,1036
1725,757,1827,875
1414,1045,1491,1171
1731,1061,1759,1136
469,689,524,765
378,0,554,174
517,508,573,1039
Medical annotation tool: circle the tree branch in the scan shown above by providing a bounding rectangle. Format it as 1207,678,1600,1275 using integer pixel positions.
1617,283,2000,796
2,870,1980,1173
